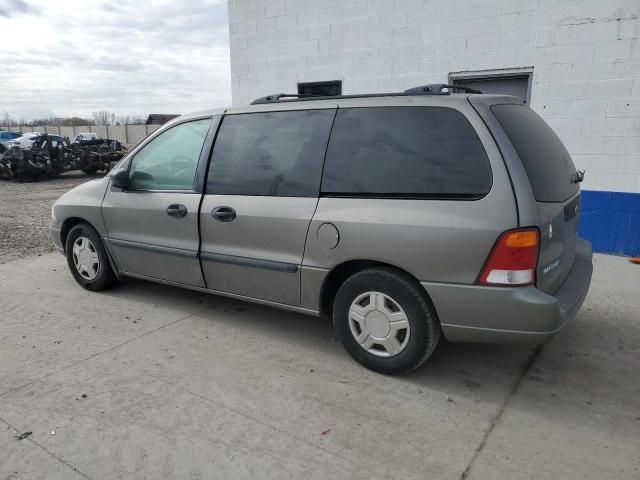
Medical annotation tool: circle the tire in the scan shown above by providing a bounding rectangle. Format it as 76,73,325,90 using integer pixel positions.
332,268,441,375
65,223,117,291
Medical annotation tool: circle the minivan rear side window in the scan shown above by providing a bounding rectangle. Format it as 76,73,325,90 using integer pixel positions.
492,104,578,203
207,109,335,197
321,107,492,198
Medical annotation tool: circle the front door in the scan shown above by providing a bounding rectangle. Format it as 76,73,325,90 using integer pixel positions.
102,117,214,286
200,108,336,306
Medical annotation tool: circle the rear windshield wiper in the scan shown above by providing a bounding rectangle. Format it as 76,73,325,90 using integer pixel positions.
574,170,585,183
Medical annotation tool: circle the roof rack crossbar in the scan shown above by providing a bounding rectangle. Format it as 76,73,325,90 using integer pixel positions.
250,83,482,104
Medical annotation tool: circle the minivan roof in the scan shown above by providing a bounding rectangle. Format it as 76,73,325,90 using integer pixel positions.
251,83,481,105
168,88,526,126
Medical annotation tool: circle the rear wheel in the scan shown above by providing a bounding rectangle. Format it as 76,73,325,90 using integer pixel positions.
332,268,440,375
65,223,117,291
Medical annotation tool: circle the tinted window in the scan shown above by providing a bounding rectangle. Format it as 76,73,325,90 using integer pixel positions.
492,104,578,203
321,107,491,197
207,110,335,197
129,119,211,191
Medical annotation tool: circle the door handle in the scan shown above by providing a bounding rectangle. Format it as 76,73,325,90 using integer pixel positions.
166,204,187,218
212,206,236,222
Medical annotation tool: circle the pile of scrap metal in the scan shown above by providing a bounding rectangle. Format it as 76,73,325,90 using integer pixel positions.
0,134,127,180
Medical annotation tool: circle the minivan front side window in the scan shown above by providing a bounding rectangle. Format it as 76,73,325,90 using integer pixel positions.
206,109,335,197
128,118,211,191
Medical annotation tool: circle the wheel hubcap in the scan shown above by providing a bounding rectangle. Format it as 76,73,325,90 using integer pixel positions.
348,291,410,357
72,236,100,280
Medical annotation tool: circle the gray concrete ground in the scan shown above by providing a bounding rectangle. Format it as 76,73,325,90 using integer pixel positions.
0,252,638,479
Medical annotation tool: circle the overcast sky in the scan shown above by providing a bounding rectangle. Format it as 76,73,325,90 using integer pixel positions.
0,0,231,121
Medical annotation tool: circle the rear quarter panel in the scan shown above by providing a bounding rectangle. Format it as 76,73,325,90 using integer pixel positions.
300,96,518,312
469,95,582,294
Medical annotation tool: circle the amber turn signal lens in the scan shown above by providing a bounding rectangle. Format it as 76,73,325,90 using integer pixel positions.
504,231,539,248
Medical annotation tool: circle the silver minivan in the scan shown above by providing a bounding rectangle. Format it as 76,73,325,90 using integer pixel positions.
50,84,593,374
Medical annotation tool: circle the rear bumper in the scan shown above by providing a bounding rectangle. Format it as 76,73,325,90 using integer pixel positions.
423,238,593,343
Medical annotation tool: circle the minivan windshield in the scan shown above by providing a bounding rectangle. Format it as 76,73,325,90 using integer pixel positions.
492,104,579,203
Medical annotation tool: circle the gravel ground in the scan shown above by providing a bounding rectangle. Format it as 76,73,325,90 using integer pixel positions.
0,173,102,264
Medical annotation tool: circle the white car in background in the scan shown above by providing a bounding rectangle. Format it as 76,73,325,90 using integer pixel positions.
7,132,42,150
8,133,70,150
72,132,99,143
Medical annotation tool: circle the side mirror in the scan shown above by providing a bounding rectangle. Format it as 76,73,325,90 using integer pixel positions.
111,168,130,188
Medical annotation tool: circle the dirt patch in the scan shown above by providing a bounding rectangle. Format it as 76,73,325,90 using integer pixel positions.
0,172,103,264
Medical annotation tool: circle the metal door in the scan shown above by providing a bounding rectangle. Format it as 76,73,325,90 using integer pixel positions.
102,117,216,286
199,107,336,306
454,75,530,102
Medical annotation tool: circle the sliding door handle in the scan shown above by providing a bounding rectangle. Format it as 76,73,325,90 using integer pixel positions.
212,206,236,222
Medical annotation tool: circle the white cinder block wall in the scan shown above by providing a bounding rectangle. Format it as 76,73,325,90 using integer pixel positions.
228,0,640,194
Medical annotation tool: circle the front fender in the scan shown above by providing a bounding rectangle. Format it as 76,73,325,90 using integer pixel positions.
52,176,110,237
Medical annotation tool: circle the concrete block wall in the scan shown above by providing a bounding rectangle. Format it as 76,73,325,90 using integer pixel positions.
228,0,640,255
60,126,75,139
92,126,108,140
127,125,153,145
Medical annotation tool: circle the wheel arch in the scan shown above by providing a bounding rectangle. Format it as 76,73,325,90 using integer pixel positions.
319,260,436,319
61,217,95,252
60,217,120,279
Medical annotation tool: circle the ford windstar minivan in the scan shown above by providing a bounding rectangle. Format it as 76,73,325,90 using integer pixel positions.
50,84,593,374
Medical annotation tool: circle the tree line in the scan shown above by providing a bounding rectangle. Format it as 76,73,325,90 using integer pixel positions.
1,111,147,127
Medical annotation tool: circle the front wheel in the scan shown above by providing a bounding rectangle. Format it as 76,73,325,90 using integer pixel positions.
65,223,117,291
332,268,440,375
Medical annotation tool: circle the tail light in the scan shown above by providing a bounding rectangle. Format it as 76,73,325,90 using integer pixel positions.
477,228,540,287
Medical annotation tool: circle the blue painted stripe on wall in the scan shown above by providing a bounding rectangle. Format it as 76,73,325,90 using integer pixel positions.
579,190,640,257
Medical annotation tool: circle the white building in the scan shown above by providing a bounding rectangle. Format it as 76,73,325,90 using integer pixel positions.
227,0,640,255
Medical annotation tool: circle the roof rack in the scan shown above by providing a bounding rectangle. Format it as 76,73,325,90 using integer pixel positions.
404,84,482,95
250,83,482,105
251,93,322,104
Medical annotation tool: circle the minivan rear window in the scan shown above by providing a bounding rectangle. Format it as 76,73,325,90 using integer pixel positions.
321,107,491,198
492,104,578,203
